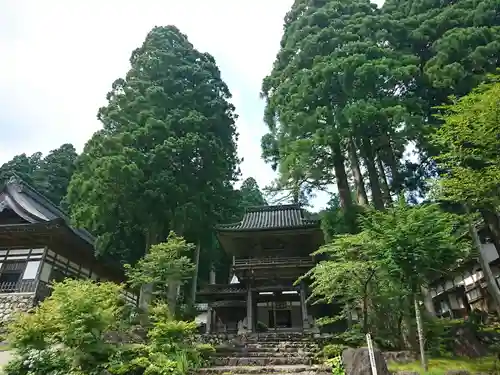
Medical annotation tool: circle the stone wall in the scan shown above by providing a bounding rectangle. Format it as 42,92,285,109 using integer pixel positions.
0,293,36,323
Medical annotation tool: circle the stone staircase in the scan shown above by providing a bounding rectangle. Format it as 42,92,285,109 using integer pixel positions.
198,333,330,375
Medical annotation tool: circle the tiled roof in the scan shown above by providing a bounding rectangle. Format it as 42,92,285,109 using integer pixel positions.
0,175,123,273
0,175,95,245
216,204,320,232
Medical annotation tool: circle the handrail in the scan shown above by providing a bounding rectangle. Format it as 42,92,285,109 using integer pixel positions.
234,256,313,266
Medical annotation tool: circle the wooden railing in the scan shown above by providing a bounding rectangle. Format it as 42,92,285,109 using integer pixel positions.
0,279,37,293
234,256,313,267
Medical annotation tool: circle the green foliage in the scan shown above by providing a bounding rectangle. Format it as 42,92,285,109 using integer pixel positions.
194,343,216,359
0,144,77,206
424,318,468,357
432,78,500,209
239,178,266,208
318,344,347,360
6,279,207,375
308,199,467,346
34,144,78,206
262,0,421,208
3,347,78,375
6,279,125,374
125,232,195,298
325,356,345,375
107,302,205,375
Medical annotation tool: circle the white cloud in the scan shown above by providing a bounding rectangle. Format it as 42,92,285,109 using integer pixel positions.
0,0,384,212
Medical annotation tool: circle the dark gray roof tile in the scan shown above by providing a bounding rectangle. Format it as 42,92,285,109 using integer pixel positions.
216,204,320,231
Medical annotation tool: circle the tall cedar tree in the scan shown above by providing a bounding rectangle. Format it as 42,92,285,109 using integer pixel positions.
382,0,500,198
66,26,240,265
262,0,420,215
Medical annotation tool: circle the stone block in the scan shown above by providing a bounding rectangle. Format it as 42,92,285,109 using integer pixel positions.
0,293,35,323
342,347,390,375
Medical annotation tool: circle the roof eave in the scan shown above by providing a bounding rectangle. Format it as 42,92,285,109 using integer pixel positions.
216,223,321,233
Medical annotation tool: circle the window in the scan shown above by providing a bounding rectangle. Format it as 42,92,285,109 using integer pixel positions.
0,262,25,290
466,287,482,301
39,263,52,283
22,261,40,280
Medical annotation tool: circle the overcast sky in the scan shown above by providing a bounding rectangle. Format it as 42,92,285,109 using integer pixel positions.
0,0,384,211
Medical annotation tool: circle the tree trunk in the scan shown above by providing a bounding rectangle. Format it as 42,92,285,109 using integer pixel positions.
362,269,376,333
167,282,180,316
414,296,428,371
190,241,201,305
332,139,353,211
361,139,384,210
348,136,368,206
480,208,500,256
468,206,500,316
380,133,401,193
377,156,392,207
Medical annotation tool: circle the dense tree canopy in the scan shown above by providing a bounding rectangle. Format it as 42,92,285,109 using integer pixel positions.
262,0,422,217
66,26,240,266
0,144,77,206
433,78,500,251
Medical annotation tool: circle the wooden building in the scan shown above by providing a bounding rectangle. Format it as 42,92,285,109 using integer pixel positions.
429,227,500,319
0,176,131,321
198,204,324,333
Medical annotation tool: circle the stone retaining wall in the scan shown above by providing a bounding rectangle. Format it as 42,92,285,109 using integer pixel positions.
0,293,36,323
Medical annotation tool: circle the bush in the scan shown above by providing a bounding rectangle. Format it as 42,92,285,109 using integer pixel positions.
195,343,216,359
317,344,347,360
329,325,365,348
425,318,477,357
325,356,345,375
5,280,207,375
106,302,206,375
3,347,76,375
6,279,125,374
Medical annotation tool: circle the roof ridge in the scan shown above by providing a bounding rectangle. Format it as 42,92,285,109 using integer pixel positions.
245,204,300,213
12,176,69,220
5,174,96,243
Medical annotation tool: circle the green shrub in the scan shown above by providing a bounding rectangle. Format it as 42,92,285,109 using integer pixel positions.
318,344,347,360
5,280,207,375
6,279,125,373
329,325,365,348
325,356,345,375
3,347,76,375
195,343,216,359
424,318,476,357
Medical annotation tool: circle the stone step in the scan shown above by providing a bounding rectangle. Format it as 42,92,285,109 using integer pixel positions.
216,346,314,355
214,351,314,358
242,338,315,344
243,342,319,349
197,365,331,374
213,357,312,366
